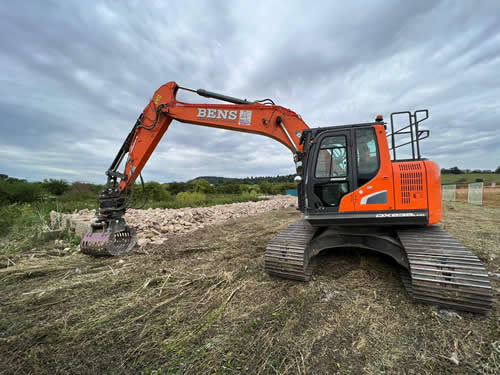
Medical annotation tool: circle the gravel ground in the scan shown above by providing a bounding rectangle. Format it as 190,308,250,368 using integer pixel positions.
50,195,297,248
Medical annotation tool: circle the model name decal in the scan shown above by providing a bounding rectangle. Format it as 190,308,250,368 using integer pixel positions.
197,108,238,121
375,213,426,218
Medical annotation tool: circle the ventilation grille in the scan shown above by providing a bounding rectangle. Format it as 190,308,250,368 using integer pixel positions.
399,164,423,205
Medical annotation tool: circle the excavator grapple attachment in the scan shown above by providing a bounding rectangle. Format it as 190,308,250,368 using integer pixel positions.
80,227,136,256
80,184,136,257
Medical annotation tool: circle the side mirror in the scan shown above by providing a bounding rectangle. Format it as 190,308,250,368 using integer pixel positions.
294,175,302,184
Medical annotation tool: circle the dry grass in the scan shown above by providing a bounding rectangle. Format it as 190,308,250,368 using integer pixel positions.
483,188,500,207
0,203,499,374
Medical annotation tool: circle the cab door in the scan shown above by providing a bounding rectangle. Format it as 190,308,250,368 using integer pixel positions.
306,130,355,213
352,126,394,211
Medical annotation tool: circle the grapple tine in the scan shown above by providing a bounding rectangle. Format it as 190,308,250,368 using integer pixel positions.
80,226,136,256
108,227,137,256
81,232,112,256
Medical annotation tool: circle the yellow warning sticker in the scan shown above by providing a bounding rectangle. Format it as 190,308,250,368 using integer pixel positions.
155,95,162,105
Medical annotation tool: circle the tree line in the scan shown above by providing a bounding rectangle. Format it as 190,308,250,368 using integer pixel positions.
441,166,500,174
0,174,296,206
189,175,295,185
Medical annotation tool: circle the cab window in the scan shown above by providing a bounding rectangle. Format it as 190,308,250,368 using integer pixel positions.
315,136,347,178
356,128,379,186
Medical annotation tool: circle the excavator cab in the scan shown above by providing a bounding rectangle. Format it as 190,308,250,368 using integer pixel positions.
296,111,442,227
301,124,382,213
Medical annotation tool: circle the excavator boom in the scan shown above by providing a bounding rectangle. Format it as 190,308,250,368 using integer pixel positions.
81,82,309,256
119,82,307,191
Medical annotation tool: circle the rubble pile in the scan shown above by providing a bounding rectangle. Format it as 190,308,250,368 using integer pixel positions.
50,195,297,247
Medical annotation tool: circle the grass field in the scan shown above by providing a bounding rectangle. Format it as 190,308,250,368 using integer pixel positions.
441,173,500,185
1,201,499,374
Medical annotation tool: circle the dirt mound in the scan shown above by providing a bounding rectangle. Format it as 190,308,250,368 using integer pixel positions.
50,195,297,247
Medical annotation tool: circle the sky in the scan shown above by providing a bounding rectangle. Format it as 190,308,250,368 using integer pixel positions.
0,0,499,183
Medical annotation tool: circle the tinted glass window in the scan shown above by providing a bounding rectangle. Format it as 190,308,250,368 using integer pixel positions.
313,182,349,207
356,128,379,186
315,136,347,178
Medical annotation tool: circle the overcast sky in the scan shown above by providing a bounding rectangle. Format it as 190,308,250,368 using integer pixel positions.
1,0,499,183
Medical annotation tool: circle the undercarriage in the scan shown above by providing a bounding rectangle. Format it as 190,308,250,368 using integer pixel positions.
264,220,492,313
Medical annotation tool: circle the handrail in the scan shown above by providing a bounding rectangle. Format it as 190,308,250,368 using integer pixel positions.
388,109,429,160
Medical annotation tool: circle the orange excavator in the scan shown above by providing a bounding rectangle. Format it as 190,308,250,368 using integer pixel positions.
81,82,492,313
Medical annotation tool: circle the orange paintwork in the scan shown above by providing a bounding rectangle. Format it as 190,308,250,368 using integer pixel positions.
120,82,309,190
338,126,442,225
117,81,442,225
338,124,394,212
423,160,442,224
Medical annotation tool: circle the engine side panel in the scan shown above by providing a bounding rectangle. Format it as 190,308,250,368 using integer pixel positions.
392,161,428,211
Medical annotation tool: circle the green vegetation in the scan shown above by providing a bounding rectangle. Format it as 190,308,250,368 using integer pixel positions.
190,174,295,185
441,166,500,175
440,166,500,184
441,173,500,185
0,175,296,257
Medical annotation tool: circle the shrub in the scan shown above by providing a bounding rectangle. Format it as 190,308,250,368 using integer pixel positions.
241,190,258,200
132,181,173,203
176,191,206,204
269,182,296,195
0,179,43,204
239,184,261,195
216,183,241,194
249,184,261,194
42,179,70,195
190,179,215,194
259,181,273,194
166,181,191,195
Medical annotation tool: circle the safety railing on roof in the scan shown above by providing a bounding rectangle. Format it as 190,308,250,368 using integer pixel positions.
388,110,430,161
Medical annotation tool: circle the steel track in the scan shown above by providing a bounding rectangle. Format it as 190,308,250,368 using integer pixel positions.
264,220,318,281
397,226,492,313
265,220,492,313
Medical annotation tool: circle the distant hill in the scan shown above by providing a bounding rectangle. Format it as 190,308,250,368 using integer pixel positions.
190,175,295,185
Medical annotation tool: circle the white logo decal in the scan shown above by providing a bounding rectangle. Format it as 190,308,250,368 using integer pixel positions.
197,108,238,121
375,213,426,218
239,110,252,125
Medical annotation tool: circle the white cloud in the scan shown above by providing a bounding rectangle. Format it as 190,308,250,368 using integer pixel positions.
0,0,499,183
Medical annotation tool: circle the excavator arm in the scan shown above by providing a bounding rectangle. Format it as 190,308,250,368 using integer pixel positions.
81,81,309,255
121,82,308,190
